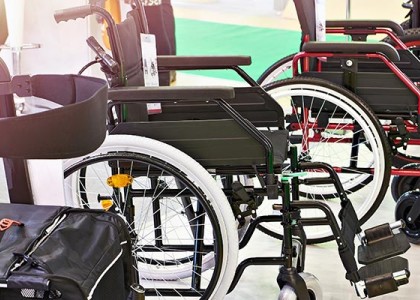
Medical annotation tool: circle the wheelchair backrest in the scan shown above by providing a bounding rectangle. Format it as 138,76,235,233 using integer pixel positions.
115,14,145,87
108,6,285,128
293,0,326,43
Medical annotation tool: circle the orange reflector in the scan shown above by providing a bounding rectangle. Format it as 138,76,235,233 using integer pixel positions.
101,199,114,211
107,174,133,188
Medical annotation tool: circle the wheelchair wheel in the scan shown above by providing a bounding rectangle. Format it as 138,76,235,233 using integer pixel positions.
383,27,420,58
391,163,420,201
400,19,411,30
261,77,391,244
395,190,420,244
382,27,420,46
63,135,238,299
257,53,295,86
278,273,322,300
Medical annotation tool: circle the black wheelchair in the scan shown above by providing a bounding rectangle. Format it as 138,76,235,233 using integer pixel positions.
54,1,412,298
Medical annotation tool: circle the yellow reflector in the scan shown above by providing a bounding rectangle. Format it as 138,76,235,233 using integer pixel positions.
107,174,133,188
101,199,114,211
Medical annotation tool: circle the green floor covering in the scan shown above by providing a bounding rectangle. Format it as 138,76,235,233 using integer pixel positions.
175,18,302,81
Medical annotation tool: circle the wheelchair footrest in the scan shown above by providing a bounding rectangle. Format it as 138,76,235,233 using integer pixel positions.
358,229,410,265
358,257,410,298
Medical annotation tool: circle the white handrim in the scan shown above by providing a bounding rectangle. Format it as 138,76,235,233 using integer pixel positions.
260,59,293,86
63,135,239,300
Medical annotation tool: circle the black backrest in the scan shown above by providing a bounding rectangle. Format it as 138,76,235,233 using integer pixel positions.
110,7,284,128
115,15,144,87
293,0,317,42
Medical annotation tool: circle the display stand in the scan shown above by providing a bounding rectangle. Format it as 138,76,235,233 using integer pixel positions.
0,0,36,204
0,44,40,75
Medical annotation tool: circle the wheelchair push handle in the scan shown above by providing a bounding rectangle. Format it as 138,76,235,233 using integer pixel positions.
54,5,93,23
54,3,123,76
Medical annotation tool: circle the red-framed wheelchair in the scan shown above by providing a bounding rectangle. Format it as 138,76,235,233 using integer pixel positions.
259,0,420,243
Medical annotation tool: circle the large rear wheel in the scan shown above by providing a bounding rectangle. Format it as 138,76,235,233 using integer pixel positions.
63,135,239,299
258,77,391,244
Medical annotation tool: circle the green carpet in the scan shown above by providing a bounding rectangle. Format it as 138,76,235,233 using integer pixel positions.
175,18,302,81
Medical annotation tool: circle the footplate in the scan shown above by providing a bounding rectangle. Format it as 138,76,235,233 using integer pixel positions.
358,222,411,264
336,201,411,298
357,257,410,298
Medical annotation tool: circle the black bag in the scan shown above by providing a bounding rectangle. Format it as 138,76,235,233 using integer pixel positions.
0,203,136,300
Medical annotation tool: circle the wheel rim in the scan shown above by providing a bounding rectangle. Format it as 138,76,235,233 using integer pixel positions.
263,82,388,241
258,54,296,86
260,59,293,86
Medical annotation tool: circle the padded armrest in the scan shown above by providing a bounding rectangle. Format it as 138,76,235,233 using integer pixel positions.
326,20,404,36
108,86,235,101
157,55,252,70
302,41,400,62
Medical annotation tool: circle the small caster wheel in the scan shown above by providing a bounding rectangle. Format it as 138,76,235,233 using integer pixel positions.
395,190,420,244
391,163,420,202
278,272,322,300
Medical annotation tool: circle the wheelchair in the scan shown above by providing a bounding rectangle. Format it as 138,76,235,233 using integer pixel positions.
256,0,420,244
54,1,411,299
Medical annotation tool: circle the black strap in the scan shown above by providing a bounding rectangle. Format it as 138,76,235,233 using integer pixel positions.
338,201,362,282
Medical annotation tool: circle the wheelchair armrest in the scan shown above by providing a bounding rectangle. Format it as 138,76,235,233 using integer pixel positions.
301,41,400,62
326,20,404,36
108,86,235,101
157,55,252,70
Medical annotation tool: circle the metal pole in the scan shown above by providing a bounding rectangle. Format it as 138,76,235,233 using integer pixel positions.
0,56,33,204
346,0,351,19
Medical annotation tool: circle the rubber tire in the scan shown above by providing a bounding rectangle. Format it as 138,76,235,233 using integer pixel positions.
395,190,420,244
391,163,420,201
278,273,323,300
257,53,296,86
382,27,420,59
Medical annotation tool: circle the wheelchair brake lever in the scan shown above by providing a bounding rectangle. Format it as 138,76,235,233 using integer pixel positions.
86,36,120,74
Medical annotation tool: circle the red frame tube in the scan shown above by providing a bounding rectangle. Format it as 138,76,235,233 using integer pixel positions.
326,28,408,50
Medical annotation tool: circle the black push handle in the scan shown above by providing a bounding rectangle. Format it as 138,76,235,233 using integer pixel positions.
54,5,93,23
